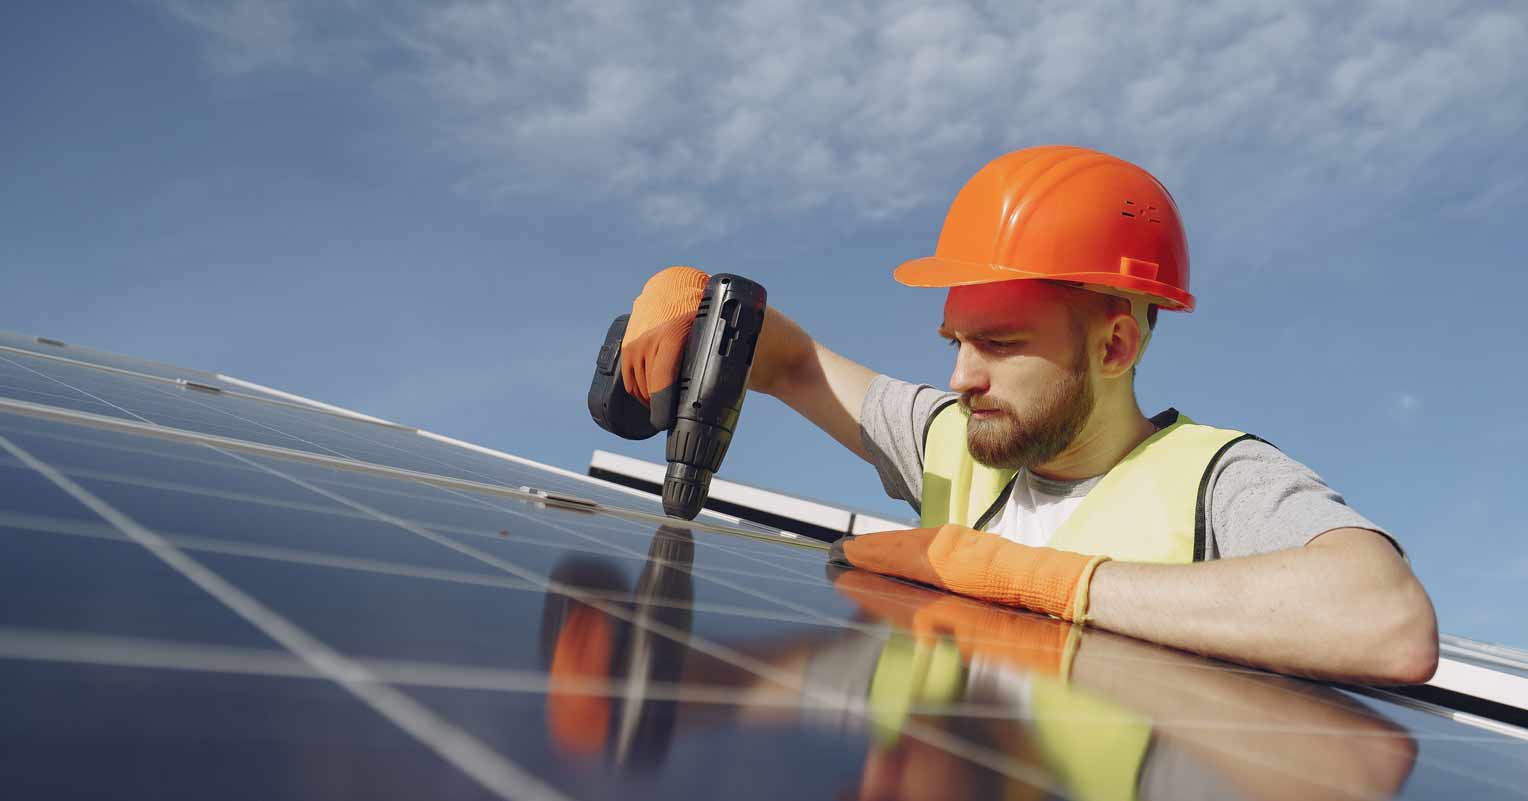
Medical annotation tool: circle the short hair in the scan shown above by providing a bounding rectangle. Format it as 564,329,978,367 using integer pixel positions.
1052,282,1157,378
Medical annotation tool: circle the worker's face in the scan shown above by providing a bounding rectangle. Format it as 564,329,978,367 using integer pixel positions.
940,281,1093,470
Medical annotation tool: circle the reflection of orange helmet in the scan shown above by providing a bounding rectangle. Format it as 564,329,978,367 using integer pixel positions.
895,146,1194,312
547,604,616,756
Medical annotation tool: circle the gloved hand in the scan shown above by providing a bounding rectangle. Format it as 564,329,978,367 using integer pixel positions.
836,524,1111,624
621,266,709,431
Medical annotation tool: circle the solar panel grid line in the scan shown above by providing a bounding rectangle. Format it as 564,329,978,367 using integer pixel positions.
5,406,1466,700
1098,660,1528,798
11,622,1520,797
212,372,404,426
0,431,577,801
70,364,361,460
0,513,862,642
1071,664,1442,799
0,395,803,546
225,447,868,633
0,507,869,641
0,625,858,713
549,504,826,559
0,625,317,680
0,511,537,591
429,483,869,627
3,439,831,600
415,429,767,529
12,463,810,591
3,621,1522,755
0,353,155,424
13,335,1528,798
0,414,509,512
0,332,239,386
546,511,843,585
0,343,413,430
4,349,563,485
1,339,783,533
222,444,1068,795
0,379,109,407
537,501,825,556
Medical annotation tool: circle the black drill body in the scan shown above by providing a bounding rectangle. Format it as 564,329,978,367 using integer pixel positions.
588,274,767,519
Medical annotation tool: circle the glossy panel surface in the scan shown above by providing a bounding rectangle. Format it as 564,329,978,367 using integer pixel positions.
1,346,1525,801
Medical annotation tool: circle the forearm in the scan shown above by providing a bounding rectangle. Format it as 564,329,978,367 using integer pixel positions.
1085,529,1438,684
746,305,815,395
747,306,877,461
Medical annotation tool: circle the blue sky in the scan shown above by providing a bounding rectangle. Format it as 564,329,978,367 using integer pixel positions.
3,1,1526,648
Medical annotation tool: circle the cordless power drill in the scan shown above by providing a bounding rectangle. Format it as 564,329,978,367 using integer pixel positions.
588,274,767,519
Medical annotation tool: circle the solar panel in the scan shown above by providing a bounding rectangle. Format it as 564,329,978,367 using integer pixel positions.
1,334,1524,800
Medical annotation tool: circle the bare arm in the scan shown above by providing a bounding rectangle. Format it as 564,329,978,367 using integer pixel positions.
747,306,878,462
1086,527,1439,685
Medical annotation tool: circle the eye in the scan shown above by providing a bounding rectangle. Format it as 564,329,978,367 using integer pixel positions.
944,338,960,349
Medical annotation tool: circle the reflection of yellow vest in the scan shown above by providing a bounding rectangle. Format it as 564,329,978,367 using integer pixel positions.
920,405,1257,563
1028,675,1154,801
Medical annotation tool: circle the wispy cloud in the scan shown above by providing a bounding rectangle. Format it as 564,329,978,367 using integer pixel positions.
160,0,1528,250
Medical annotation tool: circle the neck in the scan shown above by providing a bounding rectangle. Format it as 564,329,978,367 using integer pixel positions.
1031,391,1155,481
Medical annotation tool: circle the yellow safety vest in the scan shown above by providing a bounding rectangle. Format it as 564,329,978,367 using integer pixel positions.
915,404,1261,799
919,404,1258,563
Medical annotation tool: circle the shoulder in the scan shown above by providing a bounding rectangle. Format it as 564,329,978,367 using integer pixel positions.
1201,436,1400,559
861,375,957,454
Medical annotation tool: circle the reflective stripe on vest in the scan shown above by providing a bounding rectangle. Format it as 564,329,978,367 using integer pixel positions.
919,405,1256,563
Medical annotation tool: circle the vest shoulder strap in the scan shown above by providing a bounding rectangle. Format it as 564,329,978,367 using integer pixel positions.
919,400,1017,528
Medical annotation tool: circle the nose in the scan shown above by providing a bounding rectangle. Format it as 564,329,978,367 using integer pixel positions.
948,342,988,395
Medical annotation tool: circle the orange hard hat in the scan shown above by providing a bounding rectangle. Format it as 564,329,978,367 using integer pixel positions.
895,146,1194,312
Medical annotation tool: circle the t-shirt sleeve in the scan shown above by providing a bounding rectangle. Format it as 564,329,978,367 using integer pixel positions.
857,374,958,513
1204,439,1401,560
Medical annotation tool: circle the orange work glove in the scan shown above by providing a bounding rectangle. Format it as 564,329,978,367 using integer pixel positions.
621,266,709,430
837,524,1110,623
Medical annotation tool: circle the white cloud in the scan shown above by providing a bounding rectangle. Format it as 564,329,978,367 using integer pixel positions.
160,0,1528,250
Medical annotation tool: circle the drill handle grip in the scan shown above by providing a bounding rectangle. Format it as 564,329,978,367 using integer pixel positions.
588,314,662,440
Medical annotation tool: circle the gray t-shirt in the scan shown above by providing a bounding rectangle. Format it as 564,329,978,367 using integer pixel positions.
858,375,1395,559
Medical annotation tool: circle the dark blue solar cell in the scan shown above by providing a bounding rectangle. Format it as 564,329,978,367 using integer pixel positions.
0,525,274,648
0,461,107,524
198,550,616,670
0,659,499,801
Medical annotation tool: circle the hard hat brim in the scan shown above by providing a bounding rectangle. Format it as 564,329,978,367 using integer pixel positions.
893,257,1195,312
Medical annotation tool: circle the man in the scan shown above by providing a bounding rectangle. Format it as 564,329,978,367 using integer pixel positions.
618,145,1437,685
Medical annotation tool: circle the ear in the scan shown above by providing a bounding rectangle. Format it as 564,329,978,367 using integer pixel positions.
1096,309,1144,380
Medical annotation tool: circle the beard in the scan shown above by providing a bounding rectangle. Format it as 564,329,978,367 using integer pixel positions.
961,350,1094,471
